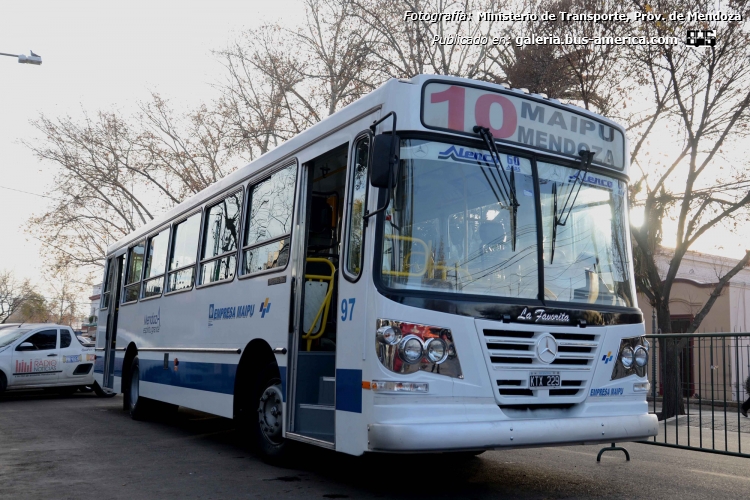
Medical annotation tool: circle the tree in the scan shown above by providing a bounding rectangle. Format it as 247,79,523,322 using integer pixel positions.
0,271,34,323
627,0,750,419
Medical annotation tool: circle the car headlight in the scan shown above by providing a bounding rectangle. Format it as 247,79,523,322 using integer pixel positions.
620,346,634,368
425,338,449,364
375,319,462,378
634,346,648,367
610,336,648,380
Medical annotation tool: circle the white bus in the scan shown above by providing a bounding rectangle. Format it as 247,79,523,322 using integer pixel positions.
94,75,657,459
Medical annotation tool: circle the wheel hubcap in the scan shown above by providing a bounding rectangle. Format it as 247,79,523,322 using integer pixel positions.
257,385,283,444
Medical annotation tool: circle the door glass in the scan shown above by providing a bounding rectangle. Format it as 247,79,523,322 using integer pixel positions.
20,330,58,350
60,330,71,348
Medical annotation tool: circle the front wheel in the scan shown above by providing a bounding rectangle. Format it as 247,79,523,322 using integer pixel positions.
127,356,152,420
254,366,288,462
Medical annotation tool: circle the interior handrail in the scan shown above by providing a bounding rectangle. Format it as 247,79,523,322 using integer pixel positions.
302,257,336,351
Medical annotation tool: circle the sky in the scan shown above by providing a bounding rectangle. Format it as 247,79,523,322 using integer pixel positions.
0,0,304,304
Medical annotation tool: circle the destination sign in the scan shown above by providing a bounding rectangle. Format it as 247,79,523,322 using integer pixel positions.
422,82,625,170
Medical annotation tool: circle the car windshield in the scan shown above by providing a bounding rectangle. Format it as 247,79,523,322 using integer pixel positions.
0,328,32,348
379,139,634,307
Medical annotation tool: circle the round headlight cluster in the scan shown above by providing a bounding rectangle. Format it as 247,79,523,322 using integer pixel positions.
425,338,449,364
620,346,634,368
634,345,648,367
398,335,424,364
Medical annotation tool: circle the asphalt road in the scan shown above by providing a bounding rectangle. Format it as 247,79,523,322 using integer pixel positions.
1,390,749,499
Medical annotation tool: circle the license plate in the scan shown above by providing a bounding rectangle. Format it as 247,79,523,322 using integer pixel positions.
529,372,561,388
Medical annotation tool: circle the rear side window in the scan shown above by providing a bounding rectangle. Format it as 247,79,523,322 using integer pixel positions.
143,228,170,298
60,330,71,348
20,330,58,350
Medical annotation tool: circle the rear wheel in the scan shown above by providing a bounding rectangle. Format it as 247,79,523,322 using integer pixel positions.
127,356,152,420
254,364,288,462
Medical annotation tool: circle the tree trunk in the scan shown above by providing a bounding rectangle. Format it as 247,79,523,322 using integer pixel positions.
656,302,684,420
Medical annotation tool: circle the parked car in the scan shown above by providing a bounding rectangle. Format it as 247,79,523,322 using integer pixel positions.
0,324,110,396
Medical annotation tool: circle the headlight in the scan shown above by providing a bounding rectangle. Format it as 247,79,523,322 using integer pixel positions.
610,336,648,381
620,346,634,368
375,319,462,378
634,346,648,367
398,335,424,364
424,338,448,364
376,325,401,345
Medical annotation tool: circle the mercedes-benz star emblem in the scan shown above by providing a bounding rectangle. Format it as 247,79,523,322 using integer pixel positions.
536,334,558,364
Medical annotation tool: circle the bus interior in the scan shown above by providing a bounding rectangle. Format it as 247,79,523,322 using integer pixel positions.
294,143,348,443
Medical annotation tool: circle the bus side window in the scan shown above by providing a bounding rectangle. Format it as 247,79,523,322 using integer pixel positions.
345,136,369,279
123,241,145,303
199,189,244,285
167,212,202,292
100,260,113,309
242,163,297,275
142,228,170,298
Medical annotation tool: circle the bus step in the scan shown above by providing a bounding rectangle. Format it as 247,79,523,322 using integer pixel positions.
296,403,334,438
318,376,335,405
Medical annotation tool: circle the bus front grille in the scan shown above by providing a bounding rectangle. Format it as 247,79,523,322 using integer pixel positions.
476,322,603,406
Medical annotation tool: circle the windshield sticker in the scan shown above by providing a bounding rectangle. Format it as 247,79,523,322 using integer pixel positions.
437,145,520,171
568,172,613,190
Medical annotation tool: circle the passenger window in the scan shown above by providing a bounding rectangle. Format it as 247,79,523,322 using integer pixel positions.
124,242,145,303
242,164,297,275
19,330,58,350
60,330,71,348
142,228,170,298
167,212,202,292
200,190,244,284
101,260,113,309
345,137,369,278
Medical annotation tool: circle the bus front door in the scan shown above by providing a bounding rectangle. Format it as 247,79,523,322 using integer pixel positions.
291,144,348,445
102,255,123,391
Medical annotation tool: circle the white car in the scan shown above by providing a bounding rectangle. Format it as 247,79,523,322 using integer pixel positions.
0,324,108,396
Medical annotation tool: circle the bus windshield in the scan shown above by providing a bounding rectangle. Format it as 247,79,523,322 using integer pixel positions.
380,139,634,307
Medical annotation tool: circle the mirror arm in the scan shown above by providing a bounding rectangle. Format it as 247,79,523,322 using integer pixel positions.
365,112,399,221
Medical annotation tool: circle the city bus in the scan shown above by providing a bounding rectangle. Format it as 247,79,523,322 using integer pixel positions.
94,74,658,459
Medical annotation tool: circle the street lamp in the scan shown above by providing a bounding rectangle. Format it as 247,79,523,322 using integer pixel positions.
0,50,42,65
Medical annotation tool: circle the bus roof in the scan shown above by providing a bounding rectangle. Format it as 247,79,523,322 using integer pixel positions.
106,74,628,255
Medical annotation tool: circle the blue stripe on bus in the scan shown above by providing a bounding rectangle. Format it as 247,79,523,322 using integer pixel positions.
140,359,237,395
94,354,124,375
335,369,362,413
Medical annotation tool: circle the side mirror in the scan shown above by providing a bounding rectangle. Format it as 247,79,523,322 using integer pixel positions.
370,133,399,188
16,342,35,351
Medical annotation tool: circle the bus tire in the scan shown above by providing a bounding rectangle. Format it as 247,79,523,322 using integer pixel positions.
127,356,152,420
254,364,287,462
93,381,116,398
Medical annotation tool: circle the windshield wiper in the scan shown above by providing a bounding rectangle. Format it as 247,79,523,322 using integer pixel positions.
550,150,595,263
473,126,519,251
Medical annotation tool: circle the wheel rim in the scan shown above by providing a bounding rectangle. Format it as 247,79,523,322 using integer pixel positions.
130,366,139,409
257,384,283,445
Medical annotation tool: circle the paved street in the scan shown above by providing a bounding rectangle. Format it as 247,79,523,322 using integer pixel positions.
1,390,749,499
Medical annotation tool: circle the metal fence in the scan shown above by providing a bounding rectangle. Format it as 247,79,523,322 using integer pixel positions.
640,333,750,458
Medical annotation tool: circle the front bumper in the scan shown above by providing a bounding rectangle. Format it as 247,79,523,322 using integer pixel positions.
368,413,658,451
